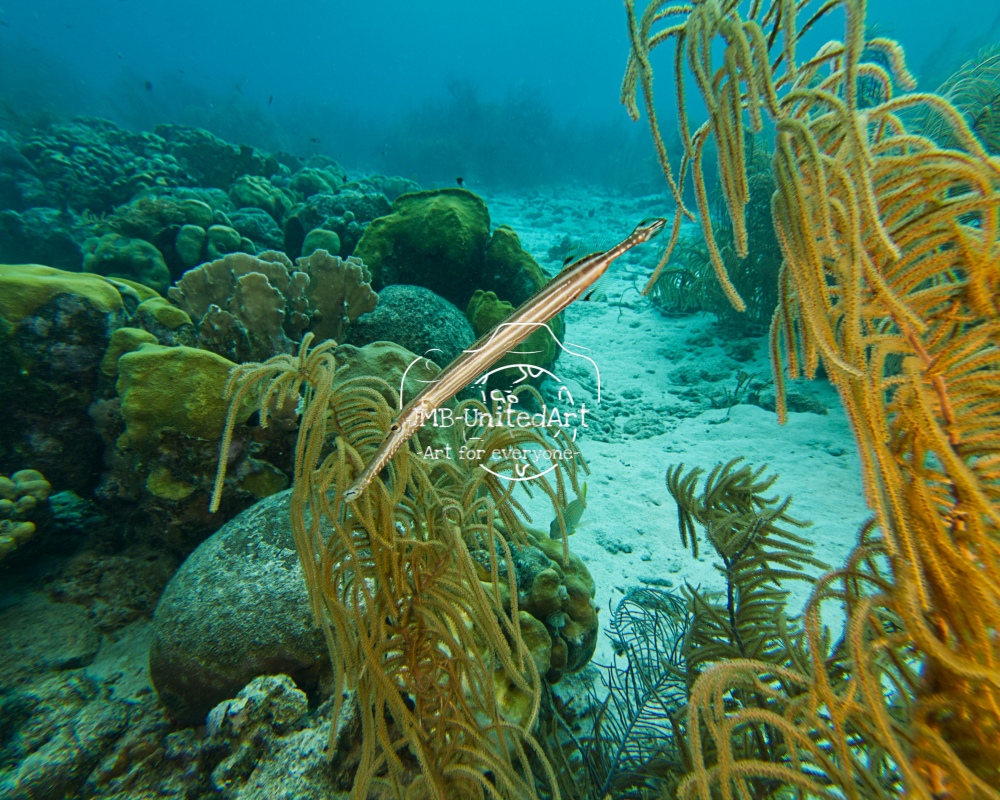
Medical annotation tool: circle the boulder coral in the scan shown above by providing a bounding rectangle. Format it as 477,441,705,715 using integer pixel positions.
352,189,562,364
353,187,491,307
300,227,340,257
149,491,328,724
228,175,293,223
346,284,475,369
473,530,598,683
82,233,172,294
0,468,52,561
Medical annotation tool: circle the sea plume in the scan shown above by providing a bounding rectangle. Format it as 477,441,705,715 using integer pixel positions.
623,0,1000,795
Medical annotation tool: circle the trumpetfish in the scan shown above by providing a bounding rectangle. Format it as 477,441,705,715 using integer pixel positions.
343,216,667,501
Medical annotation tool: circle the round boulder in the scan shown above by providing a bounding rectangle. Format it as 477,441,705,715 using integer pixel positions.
149,491,327,724
345,284,474,369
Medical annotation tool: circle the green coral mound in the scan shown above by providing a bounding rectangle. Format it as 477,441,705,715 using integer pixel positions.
117,343,246,453
353,189,563,369
100,327,159,377
135,297,192,331
82,233,172,294
482,225,549,307
0,263,127,323
353,187,491,307
467,289,560,372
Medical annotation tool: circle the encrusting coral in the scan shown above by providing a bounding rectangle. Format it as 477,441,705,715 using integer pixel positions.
168,249,377,363
210,334,589,799
623,0,1000,795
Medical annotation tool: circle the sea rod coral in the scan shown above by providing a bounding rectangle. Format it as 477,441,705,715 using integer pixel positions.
623,0,1000,795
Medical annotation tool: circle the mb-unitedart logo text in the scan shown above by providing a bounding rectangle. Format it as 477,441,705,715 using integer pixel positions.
400,321,601,486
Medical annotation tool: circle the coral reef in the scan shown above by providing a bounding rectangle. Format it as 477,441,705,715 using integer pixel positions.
17,117,194,212
151,487,599,725
0,262,286,543
0,116,420,285
0,264,133,492
98,340,290,544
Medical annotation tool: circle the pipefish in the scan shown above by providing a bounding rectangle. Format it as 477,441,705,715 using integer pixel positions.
343,216,668,501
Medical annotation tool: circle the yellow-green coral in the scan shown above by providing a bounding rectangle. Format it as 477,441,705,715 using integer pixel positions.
100,327,159,377
0,469,52,561
353,187,491,305
467,289,560,371
145,465,197,501
136,297,192,330
0,264,125,324
116,344,249,452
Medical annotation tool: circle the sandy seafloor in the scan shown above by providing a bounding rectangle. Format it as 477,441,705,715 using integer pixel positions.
478,185,871,671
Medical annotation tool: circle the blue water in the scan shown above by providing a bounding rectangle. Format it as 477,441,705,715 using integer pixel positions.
2,0,997,188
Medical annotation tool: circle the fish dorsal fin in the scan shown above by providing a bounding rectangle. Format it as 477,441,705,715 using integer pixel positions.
560,250,602,273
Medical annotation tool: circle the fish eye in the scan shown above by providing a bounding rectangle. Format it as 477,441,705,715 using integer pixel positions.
390,423,401,432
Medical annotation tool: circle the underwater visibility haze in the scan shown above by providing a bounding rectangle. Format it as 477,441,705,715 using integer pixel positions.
1,0,999,798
